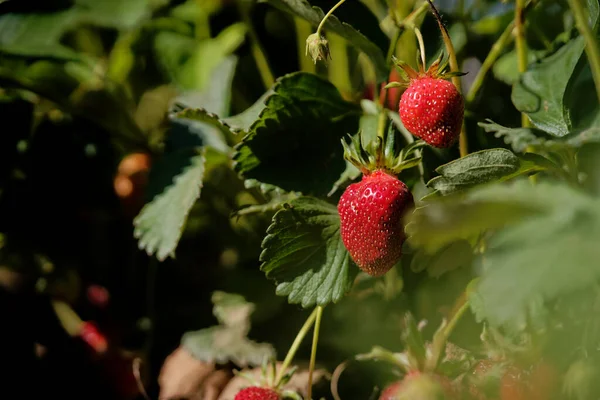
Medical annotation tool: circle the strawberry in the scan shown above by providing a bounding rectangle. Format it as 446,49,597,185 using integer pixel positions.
387,54,465,148
399,77,463,148
338,169,413,276
380,372,458,399
234,386,280,400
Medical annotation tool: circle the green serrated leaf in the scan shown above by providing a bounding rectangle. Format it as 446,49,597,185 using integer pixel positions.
512,36,587,137
426,149,521,195
260,196,359,308
233,72,360,196
259,0,387,82
172,108,234,153
134,149,208,261
224,90,273,133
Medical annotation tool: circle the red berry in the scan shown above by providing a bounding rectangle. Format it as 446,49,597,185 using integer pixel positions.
380,372,458,400
399,77,464,148
338,170,413,276
79,321,108,354
234,386,280,400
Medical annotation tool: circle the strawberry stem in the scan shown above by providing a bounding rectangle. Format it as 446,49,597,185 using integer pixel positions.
316,0,347,38
412,26,427,72
425,0,469,158
567,0,600,105
307,305,324,400
275,307,318,386
514,0,531,128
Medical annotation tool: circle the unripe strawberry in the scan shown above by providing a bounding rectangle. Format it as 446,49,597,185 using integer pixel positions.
380,372,458,400
399,77,464,148
234,386,280,400
338,169,413,276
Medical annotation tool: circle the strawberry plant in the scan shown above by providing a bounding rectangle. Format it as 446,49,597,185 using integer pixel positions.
2,0,600,399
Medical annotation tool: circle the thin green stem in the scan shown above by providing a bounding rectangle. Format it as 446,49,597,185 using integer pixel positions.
413,26,427,71
275,308,318,386
567,0,600,104
316,0,347,37
238,2,275,89
425,0,468,157
466,21,515,105
307,306,324,400
429,293,470,370
515,0,531,127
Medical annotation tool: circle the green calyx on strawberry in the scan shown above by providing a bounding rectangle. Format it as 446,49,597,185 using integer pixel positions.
386,52,465,148
338,124,424,276
233,359,302,400
356,313,472,400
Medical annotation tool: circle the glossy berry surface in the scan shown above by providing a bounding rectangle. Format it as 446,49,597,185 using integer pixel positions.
338,170,413,276
234,386,280,400
399,77,464,148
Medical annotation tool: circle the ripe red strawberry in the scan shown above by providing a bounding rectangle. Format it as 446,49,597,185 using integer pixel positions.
399,77,463,148
234,386,280,400
338,169,413,276
387,52,465,148
380,371,458,399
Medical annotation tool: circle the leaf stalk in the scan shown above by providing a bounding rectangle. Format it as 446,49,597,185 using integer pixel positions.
567,0,600,104
425,0,469,157
275,307,318,386
514,0,531,127
307,305,324,399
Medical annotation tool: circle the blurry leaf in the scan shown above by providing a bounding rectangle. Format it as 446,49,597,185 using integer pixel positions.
406,180,553,252
471,11,513,35
426,149,522,195
174,56,238,116
260,0,388,81
155,24,246,91
134,148,208,261
0,61,146,149
511,36,586,136
181,291,275,367
410,240,474,278
260,197,359,308
473,185,600,329
493,48,547,85
233,72,360,196
75,0,153,30
0,12,80,59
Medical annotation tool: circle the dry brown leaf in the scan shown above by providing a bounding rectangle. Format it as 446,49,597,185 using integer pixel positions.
158,346,216,400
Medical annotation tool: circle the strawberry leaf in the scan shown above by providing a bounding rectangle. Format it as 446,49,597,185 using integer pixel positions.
511,34,599,137
233,72,360,196
134,148,227,261
181,291,276,367
425,148,545,195
471,183,600,330
260,196,359,308
260,0,388,82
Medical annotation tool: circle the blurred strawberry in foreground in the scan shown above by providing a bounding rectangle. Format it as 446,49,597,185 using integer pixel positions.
79,321,108,354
